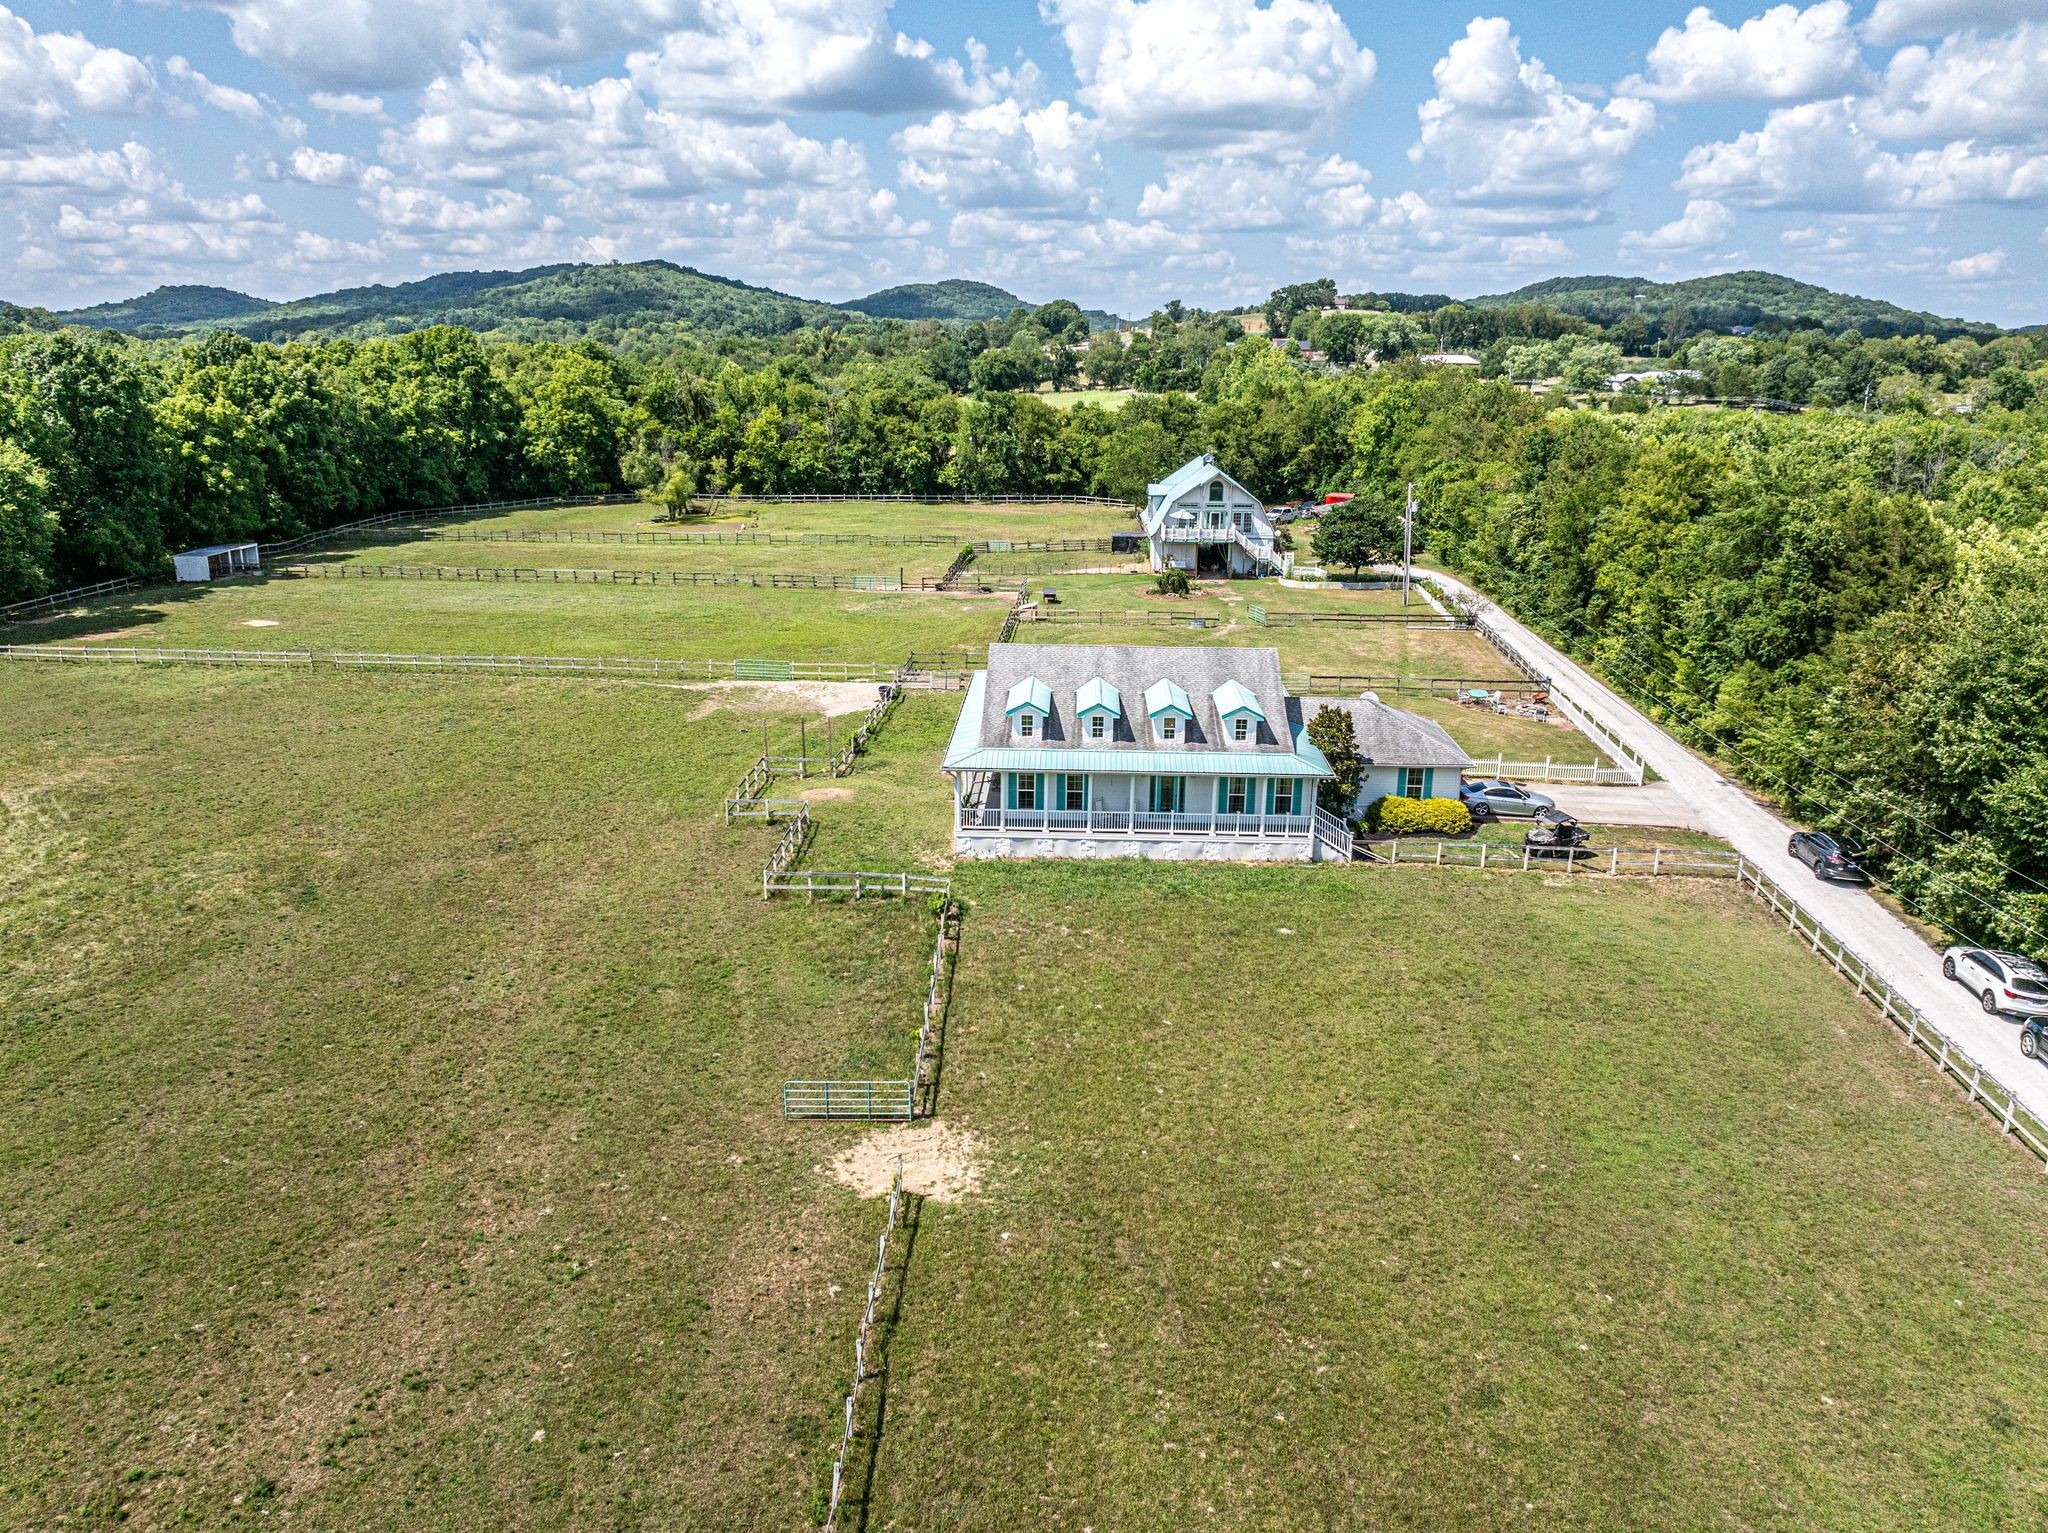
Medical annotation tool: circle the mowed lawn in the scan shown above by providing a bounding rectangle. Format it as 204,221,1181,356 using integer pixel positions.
870,862,2048,1531
0,664,953,1529
710,499,1136,543
1,575,1007,662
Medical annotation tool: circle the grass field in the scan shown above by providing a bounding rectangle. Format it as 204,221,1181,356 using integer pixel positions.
869,861,2048,1531
0,665,949,1529
0,575,1008,662
1036,389,1141,411
368,498,1138,546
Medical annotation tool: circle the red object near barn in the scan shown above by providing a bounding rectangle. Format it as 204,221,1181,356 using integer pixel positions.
1322,493,1354,505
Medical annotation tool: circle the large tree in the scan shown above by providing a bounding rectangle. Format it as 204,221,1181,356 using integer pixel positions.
1311,491,1405,577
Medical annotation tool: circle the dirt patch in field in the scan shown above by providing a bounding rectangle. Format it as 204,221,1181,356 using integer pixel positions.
673,679,883,717
797,785,853,801
242,618,280,628
827,1121,985,1203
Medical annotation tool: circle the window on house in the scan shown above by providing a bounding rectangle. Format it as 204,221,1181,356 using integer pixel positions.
1016,774,1038,809
1088,713,1106,740
1402,767,1425,798
1232,716,1250,742
1018,712,1035,738
1064,775,1086,810
1226,777,1249,814
1152,776,1184,813
1274,779,1296,816
1208,481,1224,502
1235,511,1252,533
1160,715,1178,741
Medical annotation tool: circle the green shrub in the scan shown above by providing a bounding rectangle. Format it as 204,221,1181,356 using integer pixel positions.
1372,795,1472,836
1154,567,1191,597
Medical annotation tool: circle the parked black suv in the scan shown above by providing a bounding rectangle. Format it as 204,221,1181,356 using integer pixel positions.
1788,830,1870,883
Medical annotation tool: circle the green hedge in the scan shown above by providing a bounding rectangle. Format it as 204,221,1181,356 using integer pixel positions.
1368,794,1473,835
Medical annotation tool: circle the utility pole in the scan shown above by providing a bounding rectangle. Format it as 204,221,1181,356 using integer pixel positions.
1402,481,1416,606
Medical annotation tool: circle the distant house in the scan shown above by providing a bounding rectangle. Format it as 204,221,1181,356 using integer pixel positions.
1296,693,1472,814
1601,368,1700,392
1418,352,1481,367
1141,454,1288,578
942,643,1349,862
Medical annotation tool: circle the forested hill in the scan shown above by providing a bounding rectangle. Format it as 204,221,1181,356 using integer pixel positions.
0,301,61,337
842,279,1027,322
52,261,848,343
1475,271,1998,340
61,285,275,332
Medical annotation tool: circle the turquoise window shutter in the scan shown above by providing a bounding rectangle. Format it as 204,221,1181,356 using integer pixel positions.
1035,774,1044,808
1263,777,1274,814
1423,768,1435,798
1216,777,1227,813
1054,773,1065,808
1006,773,1016,810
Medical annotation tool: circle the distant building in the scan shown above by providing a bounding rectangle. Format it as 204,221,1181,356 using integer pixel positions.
173,542,260,583
1418,352,1481,367
1601,368,1701,392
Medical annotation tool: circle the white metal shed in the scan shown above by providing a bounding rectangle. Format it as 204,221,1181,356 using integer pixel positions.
172,542,261,583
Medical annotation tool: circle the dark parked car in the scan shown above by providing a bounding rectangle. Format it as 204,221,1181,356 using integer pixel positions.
2023,1018,2046,1062
1788,830,1870,883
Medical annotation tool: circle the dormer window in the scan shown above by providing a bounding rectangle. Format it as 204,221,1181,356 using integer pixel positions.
1144,678,1193,745
1075,675,1123,745
1211,679,1266,747
1208,481,1224,502
1004,674,1052,743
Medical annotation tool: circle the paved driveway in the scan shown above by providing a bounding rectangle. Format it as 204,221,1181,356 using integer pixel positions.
1544,782,1707,830
1422,566,2048,1134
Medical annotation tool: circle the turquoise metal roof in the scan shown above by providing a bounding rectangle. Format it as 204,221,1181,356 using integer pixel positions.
1143,677,1192,717
1004,674,1052,715
1211,679,1263,719
1076,676,1122,716
942,745,1332,777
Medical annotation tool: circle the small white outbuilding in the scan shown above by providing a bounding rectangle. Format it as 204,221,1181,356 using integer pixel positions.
172,542,261,583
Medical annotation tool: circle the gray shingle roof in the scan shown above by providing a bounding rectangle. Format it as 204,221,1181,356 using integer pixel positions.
1298,694,1473,769
980,643,1297,753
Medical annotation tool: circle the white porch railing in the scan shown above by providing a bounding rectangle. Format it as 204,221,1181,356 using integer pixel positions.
961,806,1313,839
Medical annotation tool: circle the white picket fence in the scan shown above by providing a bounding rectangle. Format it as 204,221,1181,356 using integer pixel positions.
1468,753,1643,786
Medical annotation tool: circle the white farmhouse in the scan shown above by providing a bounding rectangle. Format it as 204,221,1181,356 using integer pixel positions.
1141,455,1288,578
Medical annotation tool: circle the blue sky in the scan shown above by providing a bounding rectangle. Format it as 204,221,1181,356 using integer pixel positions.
2,0,2042,322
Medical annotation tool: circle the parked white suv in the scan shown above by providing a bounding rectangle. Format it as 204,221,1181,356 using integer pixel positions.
1942,946,2048,1019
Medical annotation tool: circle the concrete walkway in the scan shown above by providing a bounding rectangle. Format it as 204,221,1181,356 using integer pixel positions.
1421,566,2048,1139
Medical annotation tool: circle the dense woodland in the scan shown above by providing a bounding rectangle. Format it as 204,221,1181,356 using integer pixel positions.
3,287,2047,957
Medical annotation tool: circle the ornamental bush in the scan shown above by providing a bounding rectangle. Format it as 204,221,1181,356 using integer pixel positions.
1154,567,1191,597
1372,794,1473,836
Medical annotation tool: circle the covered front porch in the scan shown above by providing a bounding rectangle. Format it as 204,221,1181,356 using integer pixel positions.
949,769,1348,861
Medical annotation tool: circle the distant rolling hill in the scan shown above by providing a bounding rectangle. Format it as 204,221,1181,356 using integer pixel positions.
841,279,1122,331
60,284,274,334
53,261,849,342
1473,270,1998,339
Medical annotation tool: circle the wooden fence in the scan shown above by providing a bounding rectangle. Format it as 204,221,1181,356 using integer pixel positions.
762,868,952,900
342,526,967,549
693,492,1134,507
1248,604,1462,629
1285,671,1543,701
816,1158,907,1530
0,643,943,685
0,574,147,622
1024,608,1220,628
274,561,924,591
1362,836,2048,1164
263,493,638,556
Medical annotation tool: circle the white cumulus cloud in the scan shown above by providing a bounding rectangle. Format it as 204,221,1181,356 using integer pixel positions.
1946,248,2008,279
1867,22,2048,139
896,98,1099,214
1621,2,1866,102
1415,18,1655,215
1862,0,2037,45
1044,0,1375,155
1619,197,1737,253
0,6,155,141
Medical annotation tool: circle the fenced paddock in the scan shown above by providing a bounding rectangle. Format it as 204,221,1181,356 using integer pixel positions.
1248,603,1464,629
1022,608,1221,628
1363,836,2048,1164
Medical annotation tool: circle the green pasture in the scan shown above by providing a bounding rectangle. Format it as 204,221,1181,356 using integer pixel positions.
869,860,2048,1531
